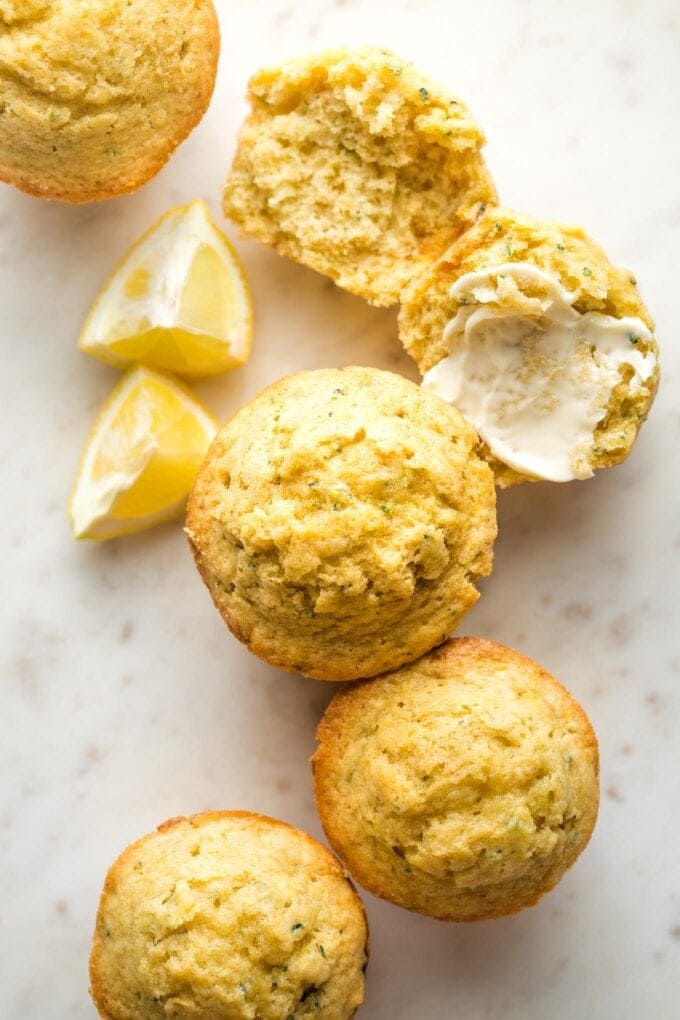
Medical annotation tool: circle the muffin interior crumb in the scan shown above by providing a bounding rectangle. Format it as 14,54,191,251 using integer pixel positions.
224,47,496,305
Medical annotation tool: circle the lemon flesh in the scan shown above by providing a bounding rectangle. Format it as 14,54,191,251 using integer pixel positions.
79,200,253,379
69,366,217,540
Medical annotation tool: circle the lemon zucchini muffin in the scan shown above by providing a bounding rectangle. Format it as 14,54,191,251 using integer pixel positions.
90,811,368,1019
399,207,660,486
186,367,497,681
223,47,497,306
313,638,599,921
0,0,219,202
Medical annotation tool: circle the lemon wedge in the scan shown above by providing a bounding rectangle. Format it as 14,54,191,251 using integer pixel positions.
79,200,253,379
69,366,217,540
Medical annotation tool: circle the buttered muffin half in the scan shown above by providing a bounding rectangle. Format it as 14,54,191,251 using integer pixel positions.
186,367,497,681
223,47,496,306
89,812,368,1020
399,207,659,486
313,638,599,921
0,0,219,202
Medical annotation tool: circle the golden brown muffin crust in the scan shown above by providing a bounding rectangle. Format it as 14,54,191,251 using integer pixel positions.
186,367,497,681
0,0,220,202
313,637,599,921
90,811,368,1019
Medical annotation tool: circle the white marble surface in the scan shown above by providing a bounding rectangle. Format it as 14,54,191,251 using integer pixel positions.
2,1,679,1016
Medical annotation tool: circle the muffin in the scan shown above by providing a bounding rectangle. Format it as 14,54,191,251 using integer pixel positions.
312,637,599,921
0,0,219,202
186,367,497,681
399,207,660,486
223,47,496,306
89,811,368,1019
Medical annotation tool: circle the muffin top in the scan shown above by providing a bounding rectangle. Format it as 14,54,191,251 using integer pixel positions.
90,812,368,1020
224,46,496,306
312,637,599,921
0,0,219,202
399,207,659,486
186,367,497,680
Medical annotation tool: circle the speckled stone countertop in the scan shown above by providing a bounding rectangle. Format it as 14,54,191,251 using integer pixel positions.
1,1,679,1016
